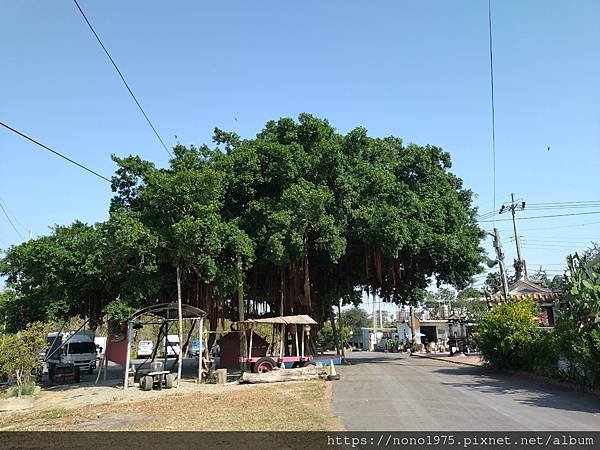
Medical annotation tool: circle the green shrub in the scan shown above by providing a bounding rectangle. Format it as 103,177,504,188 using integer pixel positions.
554,318,600,388
473,299,541,370
7,380,36,397
529,328,559,378
0,322,45,397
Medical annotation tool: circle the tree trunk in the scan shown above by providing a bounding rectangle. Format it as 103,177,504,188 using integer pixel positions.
330,308,340,356
280,267,285,316
240,365,323,384
303,235,311,307
337,299,346,359
238,257,246,371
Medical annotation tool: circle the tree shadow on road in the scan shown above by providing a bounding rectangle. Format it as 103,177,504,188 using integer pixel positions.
343,356,402,365
343,354,457,370
434,367,600,414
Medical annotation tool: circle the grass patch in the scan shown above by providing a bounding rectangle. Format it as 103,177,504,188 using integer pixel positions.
42,409,69,419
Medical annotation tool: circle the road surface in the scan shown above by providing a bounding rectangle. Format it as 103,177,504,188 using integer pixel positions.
332,352,600,430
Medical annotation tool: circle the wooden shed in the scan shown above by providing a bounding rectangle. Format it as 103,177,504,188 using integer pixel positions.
217,331,269,370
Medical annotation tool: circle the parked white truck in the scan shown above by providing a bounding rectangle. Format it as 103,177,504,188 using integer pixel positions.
46,331,97,375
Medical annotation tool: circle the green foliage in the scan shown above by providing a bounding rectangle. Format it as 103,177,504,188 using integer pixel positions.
471,247,600,389
457,287,482,300
0,114,485,333
455,287,488,320
563,253,600,330
0,322,45,396
549,274,567,293
474,299,541,370
341,308,370,334
551,253,600,387
104,298,135,334
316,322,351,350
483,272,501,293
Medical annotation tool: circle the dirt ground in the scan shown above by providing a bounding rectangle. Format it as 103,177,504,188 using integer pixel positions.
0,378,344,431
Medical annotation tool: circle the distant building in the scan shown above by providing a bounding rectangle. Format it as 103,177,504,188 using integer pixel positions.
349,327,397,350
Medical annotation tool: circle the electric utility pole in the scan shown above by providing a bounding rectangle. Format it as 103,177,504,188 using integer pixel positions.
491,228,510,301
499,193,527,279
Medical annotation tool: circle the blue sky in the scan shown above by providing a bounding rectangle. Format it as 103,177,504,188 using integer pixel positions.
1,1,599,291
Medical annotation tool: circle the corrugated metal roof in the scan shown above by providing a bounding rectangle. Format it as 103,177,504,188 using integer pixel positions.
131,302,207,320
242,315,317,325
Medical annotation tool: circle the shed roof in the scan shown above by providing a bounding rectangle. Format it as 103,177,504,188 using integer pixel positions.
241,315,317,325
131,302,207,321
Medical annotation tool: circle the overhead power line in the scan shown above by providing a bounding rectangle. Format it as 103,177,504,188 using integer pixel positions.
480,211,600,223
0,121,111,183
477,201,600,220
72,0,172,158
527,201,600,206
0,199,25,241
0,196,27,233
494,220,600,233
487,0,497,226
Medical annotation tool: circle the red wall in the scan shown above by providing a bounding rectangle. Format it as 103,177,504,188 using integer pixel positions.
217,332,268,369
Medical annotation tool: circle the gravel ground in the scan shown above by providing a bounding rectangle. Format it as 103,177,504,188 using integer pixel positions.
0,379,343,431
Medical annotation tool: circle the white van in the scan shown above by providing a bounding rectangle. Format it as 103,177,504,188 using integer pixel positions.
163,335,181,357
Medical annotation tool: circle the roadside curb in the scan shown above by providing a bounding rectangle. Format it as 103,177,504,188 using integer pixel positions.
411,353,483,368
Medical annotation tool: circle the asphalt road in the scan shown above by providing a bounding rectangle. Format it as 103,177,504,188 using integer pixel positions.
332,352,600,431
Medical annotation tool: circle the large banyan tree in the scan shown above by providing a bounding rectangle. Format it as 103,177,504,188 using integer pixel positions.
0,114,484,334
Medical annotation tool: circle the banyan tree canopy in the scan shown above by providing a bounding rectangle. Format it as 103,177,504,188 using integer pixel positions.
0,114,485,334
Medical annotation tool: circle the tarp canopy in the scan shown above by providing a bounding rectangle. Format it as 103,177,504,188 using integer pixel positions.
241,315,317,325
130,302,207,321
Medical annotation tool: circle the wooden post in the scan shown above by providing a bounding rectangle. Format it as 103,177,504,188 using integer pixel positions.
301,326,305,358
103,337,109,382
409,305,416,350
294,326,299,358
238,257,246,372
372,290,377,351
198,318,203,383
248,325,253,359
176,265,184,388
103,316,109,382
279,324,284,359
123,321,133,389
95,355,103,385
216,368,227,385
163,321,169,368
